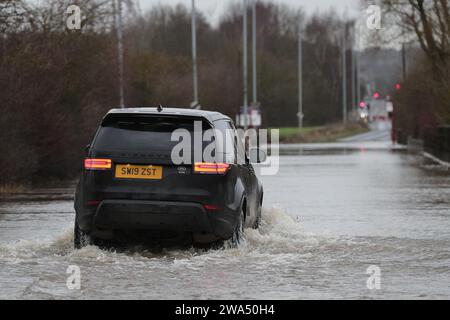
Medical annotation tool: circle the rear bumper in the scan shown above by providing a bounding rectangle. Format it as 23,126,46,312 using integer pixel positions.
82,199,237,242
94,200,212,231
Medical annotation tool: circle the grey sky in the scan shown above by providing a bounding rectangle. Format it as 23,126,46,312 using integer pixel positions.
137,0,362,25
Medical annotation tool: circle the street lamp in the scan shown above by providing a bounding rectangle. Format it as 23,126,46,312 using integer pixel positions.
341,22,347,124
298,15,303,129
252,1,257,106
191,0,200,109
114,0,125,108
242,0,248,130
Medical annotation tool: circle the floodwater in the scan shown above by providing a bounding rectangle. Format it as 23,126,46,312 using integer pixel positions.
1,140,450,299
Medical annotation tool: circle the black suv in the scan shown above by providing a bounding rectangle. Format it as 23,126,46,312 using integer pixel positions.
74,107,265,248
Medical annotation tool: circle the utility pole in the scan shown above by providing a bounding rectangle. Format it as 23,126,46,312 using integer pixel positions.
355,20,361,108
114,0,125,109
243,0,248,130
356,49,360,107
298,17,303,129
351,23,356,113
341,23,347,123
191,0,199,108
401,43,406,81
252,1,257,106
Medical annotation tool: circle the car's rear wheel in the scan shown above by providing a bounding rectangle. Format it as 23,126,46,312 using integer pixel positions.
253,204,262,229
230,207,245,246
74,220,92,249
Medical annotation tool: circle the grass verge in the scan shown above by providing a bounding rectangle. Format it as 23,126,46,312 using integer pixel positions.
272,122,369,143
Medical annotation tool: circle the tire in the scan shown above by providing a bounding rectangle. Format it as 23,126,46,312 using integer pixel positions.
230,207,245,246
74,220,92,249
253,203,262,229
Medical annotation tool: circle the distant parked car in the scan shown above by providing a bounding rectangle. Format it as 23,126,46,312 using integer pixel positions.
74,107,265,248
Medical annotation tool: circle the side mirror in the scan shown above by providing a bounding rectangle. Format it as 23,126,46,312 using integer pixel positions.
249,148,267,163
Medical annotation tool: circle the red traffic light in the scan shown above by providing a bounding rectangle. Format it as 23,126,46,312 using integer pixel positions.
373,92,380,99
359,101,366,108
395,83,401,90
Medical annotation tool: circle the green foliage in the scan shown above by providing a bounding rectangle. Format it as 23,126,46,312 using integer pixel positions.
273,123,369,143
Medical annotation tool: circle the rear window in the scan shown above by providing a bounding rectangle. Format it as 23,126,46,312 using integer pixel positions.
93,115,212,153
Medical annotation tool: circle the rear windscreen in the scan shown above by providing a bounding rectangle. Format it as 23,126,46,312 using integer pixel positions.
93,115,213,153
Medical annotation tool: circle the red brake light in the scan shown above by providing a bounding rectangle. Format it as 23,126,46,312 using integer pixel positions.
84,158,112,170
86,200,101,206
194,162,230,174
203,204,220,211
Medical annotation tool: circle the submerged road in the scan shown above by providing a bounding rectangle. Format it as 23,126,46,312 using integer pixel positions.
0,126,450,299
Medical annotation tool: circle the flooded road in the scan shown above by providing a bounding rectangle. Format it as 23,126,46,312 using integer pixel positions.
1,140,450,299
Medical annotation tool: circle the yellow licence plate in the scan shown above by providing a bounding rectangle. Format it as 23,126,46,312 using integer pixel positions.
115,164,163,180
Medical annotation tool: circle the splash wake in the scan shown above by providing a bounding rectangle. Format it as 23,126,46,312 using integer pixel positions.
0,207,340,262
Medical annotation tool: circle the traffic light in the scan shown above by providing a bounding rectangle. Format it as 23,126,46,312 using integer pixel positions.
372,92,380,99
359,101,366,108
395,83,401,91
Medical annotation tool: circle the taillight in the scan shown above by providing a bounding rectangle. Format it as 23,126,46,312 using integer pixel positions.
203,204,220,211
84,158,112,170
86,200,101,206
194,162,230,175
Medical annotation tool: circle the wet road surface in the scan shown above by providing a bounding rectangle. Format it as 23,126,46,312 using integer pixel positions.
1,139,449,299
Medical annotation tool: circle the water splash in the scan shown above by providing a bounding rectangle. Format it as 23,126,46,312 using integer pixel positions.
244,207,337,254
0,207,337,263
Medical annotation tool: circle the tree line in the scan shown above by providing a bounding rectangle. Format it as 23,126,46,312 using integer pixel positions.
1,0,358,185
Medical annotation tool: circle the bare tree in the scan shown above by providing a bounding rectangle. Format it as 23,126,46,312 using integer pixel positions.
0,0,26,34
377,0,450,79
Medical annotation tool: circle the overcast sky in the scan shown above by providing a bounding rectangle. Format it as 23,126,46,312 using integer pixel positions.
137,0,362,25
